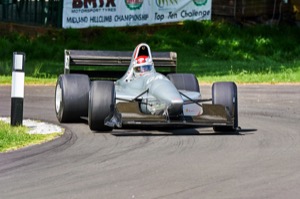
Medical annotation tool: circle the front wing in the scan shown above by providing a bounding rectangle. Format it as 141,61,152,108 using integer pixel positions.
116,102,234,127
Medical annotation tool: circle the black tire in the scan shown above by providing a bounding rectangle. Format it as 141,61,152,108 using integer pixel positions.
212,82,238,132
88,81,115,132
167,73,200,92
55,74,90,123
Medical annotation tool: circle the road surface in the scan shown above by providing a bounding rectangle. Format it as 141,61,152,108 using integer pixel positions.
0,85,299,199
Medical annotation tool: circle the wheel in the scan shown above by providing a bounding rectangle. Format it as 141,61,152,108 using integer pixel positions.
88,81,116,132
55,74,90,123
212,82,238,132
167,73,200,92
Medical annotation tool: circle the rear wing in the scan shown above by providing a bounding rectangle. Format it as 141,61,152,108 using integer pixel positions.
64,49,177,79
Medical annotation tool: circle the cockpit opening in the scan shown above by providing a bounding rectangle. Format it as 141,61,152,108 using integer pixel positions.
138,45,149,57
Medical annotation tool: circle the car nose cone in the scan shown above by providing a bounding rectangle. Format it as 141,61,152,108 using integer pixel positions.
148,78,184,116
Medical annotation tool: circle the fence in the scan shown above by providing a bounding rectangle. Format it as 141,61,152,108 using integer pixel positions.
214,0,291,17
0,0,62,27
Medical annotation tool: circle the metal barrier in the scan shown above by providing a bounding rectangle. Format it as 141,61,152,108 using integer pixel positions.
0,0,62,27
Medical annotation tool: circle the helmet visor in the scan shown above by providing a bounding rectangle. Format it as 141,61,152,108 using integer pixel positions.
133,65,152,73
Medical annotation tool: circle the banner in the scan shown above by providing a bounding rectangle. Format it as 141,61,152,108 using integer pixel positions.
63,0,212,28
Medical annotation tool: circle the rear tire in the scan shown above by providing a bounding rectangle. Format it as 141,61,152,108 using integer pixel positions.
55,74,90,123
167,73,200,92
212,82,238,132
88,81,115,132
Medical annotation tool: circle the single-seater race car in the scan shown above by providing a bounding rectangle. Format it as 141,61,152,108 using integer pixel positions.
55,43,238,132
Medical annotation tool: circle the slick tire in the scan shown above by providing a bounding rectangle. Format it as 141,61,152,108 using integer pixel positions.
88,81,115,132
55,74,90,123
212,82,238,132
167,73,200,92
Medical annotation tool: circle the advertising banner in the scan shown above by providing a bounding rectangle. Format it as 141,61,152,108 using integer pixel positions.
63,0,212,28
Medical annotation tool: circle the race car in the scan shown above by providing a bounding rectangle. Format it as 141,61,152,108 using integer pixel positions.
55,43,238,132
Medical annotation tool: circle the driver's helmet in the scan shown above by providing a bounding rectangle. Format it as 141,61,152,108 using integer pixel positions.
133,55,153,77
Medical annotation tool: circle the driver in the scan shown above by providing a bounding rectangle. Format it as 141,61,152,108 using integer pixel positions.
133,55,153,77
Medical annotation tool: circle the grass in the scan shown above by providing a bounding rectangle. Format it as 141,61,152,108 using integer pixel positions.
0,21,299,151
0,120,62,153
0,21,299,84
181,59,300,84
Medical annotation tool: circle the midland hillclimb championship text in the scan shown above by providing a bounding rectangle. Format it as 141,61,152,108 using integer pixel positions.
63,0,211,27
67,9,210,24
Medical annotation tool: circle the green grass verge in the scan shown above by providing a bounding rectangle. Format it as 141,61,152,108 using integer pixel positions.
0,76,58,85
185,59,300,84
0,21,299,151
0,21,299,84
1,59,299,84
0,121,62,153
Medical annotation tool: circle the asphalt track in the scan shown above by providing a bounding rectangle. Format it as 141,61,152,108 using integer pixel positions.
0,85,299,199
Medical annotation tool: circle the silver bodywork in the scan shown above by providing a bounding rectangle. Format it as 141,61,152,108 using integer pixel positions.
116,71,202,117
109,43,230,127
57,43,236,130
116,43,201,116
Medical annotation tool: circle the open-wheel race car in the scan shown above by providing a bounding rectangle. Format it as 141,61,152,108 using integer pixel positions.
55,43,238,132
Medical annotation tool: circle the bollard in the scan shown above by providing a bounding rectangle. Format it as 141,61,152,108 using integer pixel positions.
11,52,25,126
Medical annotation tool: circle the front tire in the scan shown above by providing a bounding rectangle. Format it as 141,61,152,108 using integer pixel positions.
88,81,116,132
212,82,238,132
55,74,90,123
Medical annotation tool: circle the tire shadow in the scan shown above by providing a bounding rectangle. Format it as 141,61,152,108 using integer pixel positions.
82,117,257,136
112,126,257,137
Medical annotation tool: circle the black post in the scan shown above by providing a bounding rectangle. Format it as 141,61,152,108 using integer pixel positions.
11,52,25,126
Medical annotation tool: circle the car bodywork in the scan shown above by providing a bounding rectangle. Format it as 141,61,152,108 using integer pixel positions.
55,43,238,132
113,44,227,126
